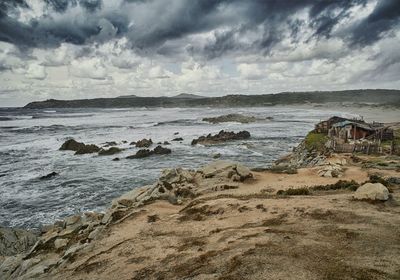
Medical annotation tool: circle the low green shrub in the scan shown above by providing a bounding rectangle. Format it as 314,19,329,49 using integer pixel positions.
277,187,310,196
311,180,360,192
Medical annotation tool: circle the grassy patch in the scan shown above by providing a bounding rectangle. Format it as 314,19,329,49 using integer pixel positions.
311,180,360,192
277,187,310,196
367,174,388,186
305,132,328,151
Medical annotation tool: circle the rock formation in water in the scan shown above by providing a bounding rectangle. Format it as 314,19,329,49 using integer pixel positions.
191,130,250,145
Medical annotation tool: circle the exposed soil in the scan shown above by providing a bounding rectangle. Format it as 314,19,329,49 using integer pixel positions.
31,161,400,280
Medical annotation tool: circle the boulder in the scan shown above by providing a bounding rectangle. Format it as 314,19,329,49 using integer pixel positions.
59,139,85,151
200,161,252,181
98,147,122,156
153,145,172,155
54,239,68,249
0,227,38,256
172,137,183,141
126,149,153,159
202,114,258,124
75,144,101,155
353,183,389,201
127,146,172,159
191,130,251,145
135,138,153,148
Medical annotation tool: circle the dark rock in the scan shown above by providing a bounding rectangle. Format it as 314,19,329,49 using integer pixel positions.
121,140,128,144
203,114,258,124
135,138,153,148
172,137,183,141
153,145,172,155
98,147,122,156
212,153,221,159
174,132,179,135
112,157,120,161
59,139,85,151
163,141,170,145
75,144,101,155
102,141,117,147
129,141,136,146
191,130,251,145
39,172,59,180
127,149,153,159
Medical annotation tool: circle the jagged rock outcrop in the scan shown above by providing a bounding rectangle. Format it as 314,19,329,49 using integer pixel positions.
200,160,252,182
74,144,101,155
59,139,85,152
0,161,252,280
59,139,101,155
191,130,251,145
0,228,38,256
135,138,153,148
274,140,327,168
98,147,122,156
203,114,259,124
126,146,171,159
317,163,344,178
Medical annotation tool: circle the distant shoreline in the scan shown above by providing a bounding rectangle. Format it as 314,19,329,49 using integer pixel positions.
22,89,400,109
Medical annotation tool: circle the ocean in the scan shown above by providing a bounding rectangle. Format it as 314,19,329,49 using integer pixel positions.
0,106,357,228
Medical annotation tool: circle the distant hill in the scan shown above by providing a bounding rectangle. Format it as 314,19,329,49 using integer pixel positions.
116,95,138,98
24,89,400,109
171,93,205,99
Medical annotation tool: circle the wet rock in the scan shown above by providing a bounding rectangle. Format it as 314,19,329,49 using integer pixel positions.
112,157,120,161
174,132,179,135
153,145,172,155
163,141,170,145
191,130,250,145
59,139,85,151
127,149,153,159
135,138,153,148
98,147,122,156
202,114,258,124
127,146,171,159
0,227,38,256
75,144,101,155
212,153,221,159
102,141,117,147
39,171,59,180
172,137,183,141
353,183,389,201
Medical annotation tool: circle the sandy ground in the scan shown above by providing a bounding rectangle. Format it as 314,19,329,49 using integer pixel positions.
33,159,400,280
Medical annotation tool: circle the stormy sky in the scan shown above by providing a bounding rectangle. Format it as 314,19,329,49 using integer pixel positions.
0,0,399,106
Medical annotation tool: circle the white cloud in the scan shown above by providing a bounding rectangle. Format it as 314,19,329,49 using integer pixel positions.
69,57,108,80
25,63,47,80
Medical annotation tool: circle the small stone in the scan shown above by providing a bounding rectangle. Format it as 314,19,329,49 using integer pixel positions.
54,238,68,249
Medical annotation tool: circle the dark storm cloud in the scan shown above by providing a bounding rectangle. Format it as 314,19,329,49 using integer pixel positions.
348,0,400,45
0,0,399,59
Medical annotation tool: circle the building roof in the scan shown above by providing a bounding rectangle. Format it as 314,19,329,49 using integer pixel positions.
332,120,375,131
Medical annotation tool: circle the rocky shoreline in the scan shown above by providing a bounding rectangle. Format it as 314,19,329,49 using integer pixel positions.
1,122,400,279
